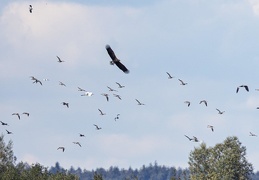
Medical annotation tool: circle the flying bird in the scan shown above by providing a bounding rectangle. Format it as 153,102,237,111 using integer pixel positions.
199,100,208,106
184,101,191,107
98,109,106,115
236,85,249,93
107,86,117,92
93,124,102,130
56,56,65,63
81,92,94,96
6,130,13,134
207,125,214,132
73,142,82,147
29,5,33,13
114,114,120,121
101,93,109,101
135,99,145,105
12,113,20,120
216,108,225,114
249,132,257,137
166,72,174,79
78,87,86,91
59,81,66,87
31,77,42,85
178,79,187,85
22,112,30,116
57,147,65,152
184,135,193,141
113,94,122,100
62,102,69,108
0,121,8,126
79,133,85,137
116,82,125,88
105,45,129,73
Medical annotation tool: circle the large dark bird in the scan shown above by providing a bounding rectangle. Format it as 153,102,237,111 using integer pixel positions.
105,45,129,73
236,85,249,93
29,5,33,13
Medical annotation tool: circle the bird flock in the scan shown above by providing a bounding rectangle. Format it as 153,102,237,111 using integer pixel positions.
1,4,258,168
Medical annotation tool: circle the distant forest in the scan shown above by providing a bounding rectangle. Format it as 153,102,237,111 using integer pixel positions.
48,161,259,180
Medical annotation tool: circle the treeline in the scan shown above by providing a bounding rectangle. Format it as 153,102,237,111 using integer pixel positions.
49,161,190,180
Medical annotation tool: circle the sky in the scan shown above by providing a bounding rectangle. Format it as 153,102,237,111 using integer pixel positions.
1,0,259,172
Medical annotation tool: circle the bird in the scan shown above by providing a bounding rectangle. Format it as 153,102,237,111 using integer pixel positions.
192,136,199,142
249,132,257,137
79,133,85,137
166,72,174,79
22,112,30,116
184,135,193,141
0,121,8,126
12,113,20,120
105,45,129,73
116,82,125,88
81,92,94,96
236,85,249,93
73,142,82,147
207,125,214,132
78,87,86,91
57,56,65,63
184,101,191,107
93,124,102,130
107,86,117,92
113,94,122,100
178,79,187,85
98,109,106,115
32,78,42,85
216,108,225,114
29,5,33,13
135,99,145,105
59,81,66,87
57,147,65,152
101,93,109,101
199,100,208,106
114,114,120,121
62,102,69,108
6,130,13,134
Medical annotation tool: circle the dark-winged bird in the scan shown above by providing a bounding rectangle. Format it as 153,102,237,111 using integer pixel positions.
12,113,20,120
57,147,65,152
236,85,249,93
6,130,13,134
22,112,30,116
116,82,125,88
249,132,257,137
57,56,65,63
207,125,214,132
79,133,85,137
0,121,8,126
73,142,82,147
135,99,145,105
105,45,129,73
94,124,102,130
199,100,208,106
29,5,33,13
62,102,69,108
101,93,109,101
184,101,191,107
166,72,174,79
216,108,225,114
98,109,106,115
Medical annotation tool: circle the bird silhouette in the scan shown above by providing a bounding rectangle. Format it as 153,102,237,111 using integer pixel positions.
207,125,214,132
135,99,145,105
59,81,66,87
57,56,65,63
98,109,106,115
22,112,30,117
62,102,69,108
0,121,8,126
79,133,85,137
78,87,86,91
105,45,129,73
94,124,102,130
6,129,13,134
166,72,174,79
57,147,65,152
178,79,187,85
116,82,125,88
107,86,117,92
199,100,208,106
29,5,33,13
101,93,109,101
236,85,249,93
114,114,120,121
12,113,20,120
73,142,82,147
113,94,122,100
249,132,257,137
184,101,191,107
216,108,225,114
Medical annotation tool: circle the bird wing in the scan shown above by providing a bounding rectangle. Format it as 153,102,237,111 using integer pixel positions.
114,61,130,74
236,87,239,93
166,72,171,77
105,45,117,61
184,135,192,141
245,86,249,92
135,99,141,104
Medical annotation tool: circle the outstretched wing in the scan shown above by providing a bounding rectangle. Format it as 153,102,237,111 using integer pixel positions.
105,45,117,61
114,61,130,74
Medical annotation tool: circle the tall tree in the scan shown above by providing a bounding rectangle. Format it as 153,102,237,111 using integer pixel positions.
188,136,253,180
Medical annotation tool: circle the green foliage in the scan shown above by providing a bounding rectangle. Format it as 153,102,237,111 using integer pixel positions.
188,136,253,180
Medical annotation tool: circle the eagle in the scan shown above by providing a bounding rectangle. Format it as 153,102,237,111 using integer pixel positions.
105,45,129,73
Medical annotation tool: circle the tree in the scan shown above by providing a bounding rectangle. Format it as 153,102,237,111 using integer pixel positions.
188,136,253,180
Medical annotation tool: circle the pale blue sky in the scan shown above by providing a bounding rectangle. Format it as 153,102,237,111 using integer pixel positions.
1,0,259,171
